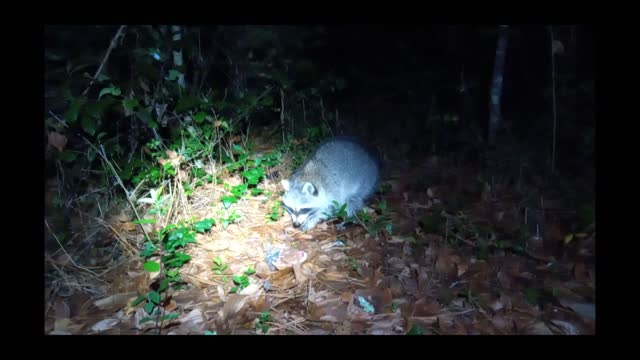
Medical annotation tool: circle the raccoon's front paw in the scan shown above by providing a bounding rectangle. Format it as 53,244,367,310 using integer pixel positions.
300,222,317,232
301,217,324,232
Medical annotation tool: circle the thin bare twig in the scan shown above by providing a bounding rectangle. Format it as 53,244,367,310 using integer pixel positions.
44,219,100,276
351,212,370,234
82,25,127,97
48,111,69,128
97,219,138,257
82,137,151,241
548,26,558,174
280,88,286,144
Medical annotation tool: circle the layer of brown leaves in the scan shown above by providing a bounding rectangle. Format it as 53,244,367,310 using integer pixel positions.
45,142,595,335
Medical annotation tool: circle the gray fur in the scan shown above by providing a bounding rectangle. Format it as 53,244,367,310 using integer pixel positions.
280,136,381,231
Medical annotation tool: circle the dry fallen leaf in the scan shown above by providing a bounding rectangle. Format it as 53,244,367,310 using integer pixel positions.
54,299,70,320
489,293,513,312
91,318,120,333
220,295,250,322
94,292,137,311
238,282,263,296
201,239,230,252
165,150,184,164
255,262,271,278
164,300,178,313
292,262,308,285
559,300,595,321
490,315,513,332
179,309,205,333
387,236,406,244
524,321,554,335
121,222,138,232
410,316,439,330
549,319,579,335
387,256,406,273
497,269,514,289
435,252,457,276
316,302,349,323
178,170,189,183
50,318,84,335
451,298,467,308
341,292,353,303
573,262,588,282
412,298,441,317
112,212,130,224
48,131,67,152
367,315,405,335
335,321,352,335
554,286,595,321
216,285,228,302
457,263,469,277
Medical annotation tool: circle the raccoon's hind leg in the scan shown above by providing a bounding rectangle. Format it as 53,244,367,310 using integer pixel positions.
335,196,365,228
346,196,366,217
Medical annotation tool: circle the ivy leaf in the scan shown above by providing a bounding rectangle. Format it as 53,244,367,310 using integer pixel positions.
194,218,216,233
64,97,85,124
81,116,97,136
143,261,161,272
161,313,179,322
148,290,161,305
144,302,155,314
221,196,238,209
166,70,182,81
242,167,265,185
123,98,139,113
98,86,122,99
193,112,207,124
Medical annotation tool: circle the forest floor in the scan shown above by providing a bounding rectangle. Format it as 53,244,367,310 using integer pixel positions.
44,134,595,335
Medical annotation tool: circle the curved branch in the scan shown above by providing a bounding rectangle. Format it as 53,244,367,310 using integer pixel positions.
82,25,127,97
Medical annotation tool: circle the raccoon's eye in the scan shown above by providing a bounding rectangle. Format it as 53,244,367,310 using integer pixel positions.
299,208,312,214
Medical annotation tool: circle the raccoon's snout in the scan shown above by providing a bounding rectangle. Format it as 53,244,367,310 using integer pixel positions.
293,221,301,228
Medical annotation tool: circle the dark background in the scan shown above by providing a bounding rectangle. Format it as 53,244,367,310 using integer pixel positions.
45,24,595,203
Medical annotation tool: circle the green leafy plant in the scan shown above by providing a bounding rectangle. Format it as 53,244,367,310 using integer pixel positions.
219,210,241,229
230,267,257,293
407,324,424,335
267,201,285,222
256,312,273,333
138,186,171,216
391,302,399,312
212,257,228,275
194,218,216,233
346,257,359,272
230,275,250,294
323,201,348,220
46,26,355,334
354,201,393,236
133,215,217,324
219,146,280,211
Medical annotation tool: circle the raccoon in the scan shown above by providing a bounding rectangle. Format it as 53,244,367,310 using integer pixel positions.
280,136,381,231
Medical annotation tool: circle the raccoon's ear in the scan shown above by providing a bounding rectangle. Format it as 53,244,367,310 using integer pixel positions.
280,179,290,191
302,182,318,196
